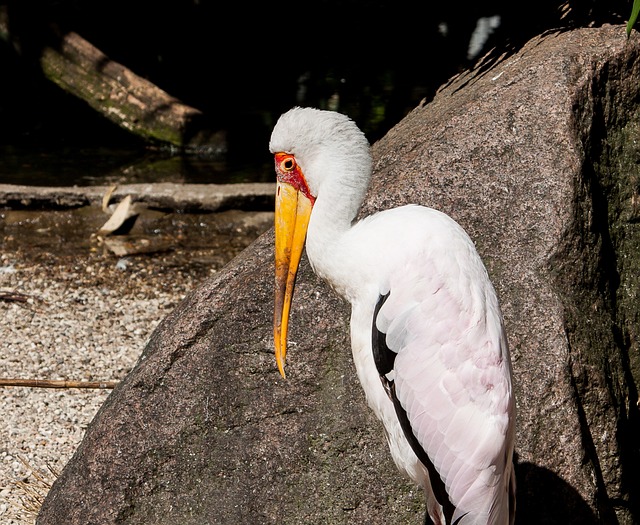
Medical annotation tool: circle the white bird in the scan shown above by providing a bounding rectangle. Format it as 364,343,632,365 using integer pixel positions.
270,107,516,525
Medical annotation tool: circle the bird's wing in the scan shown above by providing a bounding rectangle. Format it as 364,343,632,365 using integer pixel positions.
374,215,514,524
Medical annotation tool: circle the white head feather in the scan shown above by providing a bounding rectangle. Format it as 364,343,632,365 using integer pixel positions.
269,107,372,210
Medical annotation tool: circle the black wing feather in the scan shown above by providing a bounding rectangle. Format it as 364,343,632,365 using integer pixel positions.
371,292,458,525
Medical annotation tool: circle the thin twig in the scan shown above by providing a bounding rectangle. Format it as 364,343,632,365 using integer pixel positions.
0,378,118,389
14,455,58,519
0,290,30,303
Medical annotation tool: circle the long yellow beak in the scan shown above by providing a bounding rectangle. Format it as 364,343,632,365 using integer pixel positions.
274,180,313,378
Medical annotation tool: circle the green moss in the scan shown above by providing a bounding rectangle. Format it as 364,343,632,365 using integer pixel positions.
582,105,640,524
599,117,640,390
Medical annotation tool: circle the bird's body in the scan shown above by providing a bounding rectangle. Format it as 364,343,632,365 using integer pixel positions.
270,107,515,525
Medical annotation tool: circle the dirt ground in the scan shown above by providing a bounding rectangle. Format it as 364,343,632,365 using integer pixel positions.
0,204,272,524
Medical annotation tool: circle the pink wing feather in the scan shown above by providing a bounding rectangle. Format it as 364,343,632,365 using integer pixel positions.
374,214,515,525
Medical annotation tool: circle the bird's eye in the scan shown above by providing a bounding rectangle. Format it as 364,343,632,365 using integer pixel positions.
281,157,296,172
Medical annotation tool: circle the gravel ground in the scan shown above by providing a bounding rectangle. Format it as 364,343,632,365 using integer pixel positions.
0,208,272,524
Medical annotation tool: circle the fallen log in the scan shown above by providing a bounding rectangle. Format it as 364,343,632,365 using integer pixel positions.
0,7,225,153
0,182,275,212
38,32,226,153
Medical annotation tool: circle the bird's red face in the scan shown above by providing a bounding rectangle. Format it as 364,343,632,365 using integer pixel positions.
273,152,315,378
273,152,316,205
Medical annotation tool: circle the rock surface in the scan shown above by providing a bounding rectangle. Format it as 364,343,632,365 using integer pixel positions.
37,25,640,525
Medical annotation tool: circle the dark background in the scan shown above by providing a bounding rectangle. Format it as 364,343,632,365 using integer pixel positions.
0,0,633,179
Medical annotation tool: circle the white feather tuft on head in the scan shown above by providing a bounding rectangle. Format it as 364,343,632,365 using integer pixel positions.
269,107,372,200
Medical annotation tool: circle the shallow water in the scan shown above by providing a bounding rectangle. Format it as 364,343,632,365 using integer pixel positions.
0,146,274,187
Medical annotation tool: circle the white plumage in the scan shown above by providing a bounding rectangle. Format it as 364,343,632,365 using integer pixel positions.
270,107,516,525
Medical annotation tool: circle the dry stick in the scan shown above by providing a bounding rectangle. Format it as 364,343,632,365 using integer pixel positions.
0,291,30,303
0,378,117,389
15,456,57,517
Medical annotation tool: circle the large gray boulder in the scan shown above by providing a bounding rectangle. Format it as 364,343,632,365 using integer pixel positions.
37,25,639,524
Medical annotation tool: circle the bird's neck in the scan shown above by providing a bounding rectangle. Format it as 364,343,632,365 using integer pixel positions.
305,174,367,296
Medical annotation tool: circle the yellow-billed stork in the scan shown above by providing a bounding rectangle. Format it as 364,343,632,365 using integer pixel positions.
270,107,516,525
